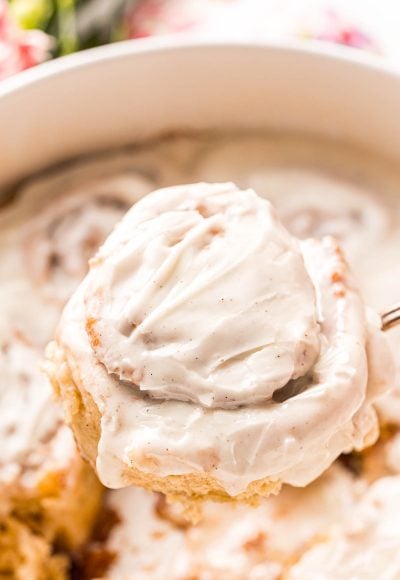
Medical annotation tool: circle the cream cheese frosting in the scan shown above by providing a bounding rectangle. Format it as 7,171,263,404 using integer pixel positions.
0,163,157,346
193,135,391,265
287,475,400,580
20,175,155,306
85,182,321,408
0,333,75,491
54,182,393,494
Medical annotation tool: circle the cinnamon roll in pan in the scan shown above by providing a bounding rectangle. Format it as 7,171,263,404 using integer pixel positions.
0,146,173,346
0,331,102,551
77,462,359,580
0,515,67,580
0,159,161,558
286,475,400,580
192,135,392,265
22,179,152,305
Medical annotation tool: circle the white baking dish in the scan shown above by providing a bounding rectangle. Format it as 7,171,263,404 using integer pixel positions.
1,38,400,192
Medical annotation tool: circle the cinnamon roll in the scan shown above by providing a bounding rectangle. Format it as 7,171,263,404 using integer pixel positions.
0,332,102,550
47,182,393,506
22,176,154,305
0,165,159,564
0,169,156,349
286,475,400,579
0,515,67,580
192,136,390,262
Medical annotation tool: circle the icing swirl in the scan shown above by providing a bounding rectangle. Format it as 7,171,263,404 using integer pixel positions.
22,176,153,304
85,182,320,408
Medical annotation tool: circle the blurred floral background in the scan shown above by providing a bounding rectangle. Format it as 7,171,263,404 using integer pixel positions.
1,0,400,80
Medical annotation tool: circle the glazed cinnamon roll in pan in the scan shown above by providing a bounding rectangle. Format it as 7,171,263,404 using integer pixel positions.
0,161,158,565
77,462,358,580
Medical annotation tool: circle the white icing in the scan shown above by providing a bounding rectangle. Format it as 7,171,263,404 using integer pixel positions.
288,476,400,580
86,182,320,408
0,335,75,490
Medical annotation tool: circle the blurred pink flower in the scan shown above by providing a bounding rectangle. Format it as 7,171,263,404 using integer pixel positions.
126,0,216,38
126,0,378,56
0,0,52,80
311,10,377,51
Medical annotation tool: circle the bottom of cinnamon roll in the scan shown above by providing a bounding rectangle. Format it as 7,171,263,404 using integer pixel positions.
9,452,104,553
46,342,281,516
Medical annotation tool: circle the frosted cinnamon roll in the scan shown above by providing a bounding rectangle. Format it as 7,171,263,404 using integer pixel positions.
46,182,393,506
0,515,67,580
286,475,400,579
193,136,390,262
0,332,102,550
275,181,390,261
22,177,153,305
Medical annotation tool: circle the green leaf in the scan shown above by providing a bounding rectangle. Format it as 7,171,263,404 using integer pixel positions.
9,0,54,30
55,0,78,55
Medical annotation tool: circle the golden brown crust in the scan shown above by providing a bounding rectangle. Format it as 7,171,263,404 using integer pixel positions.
356,425,400,484
10,455,103,551
46,341,102,467
0,516,68,580
46,341,281,516
0,349,103,555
